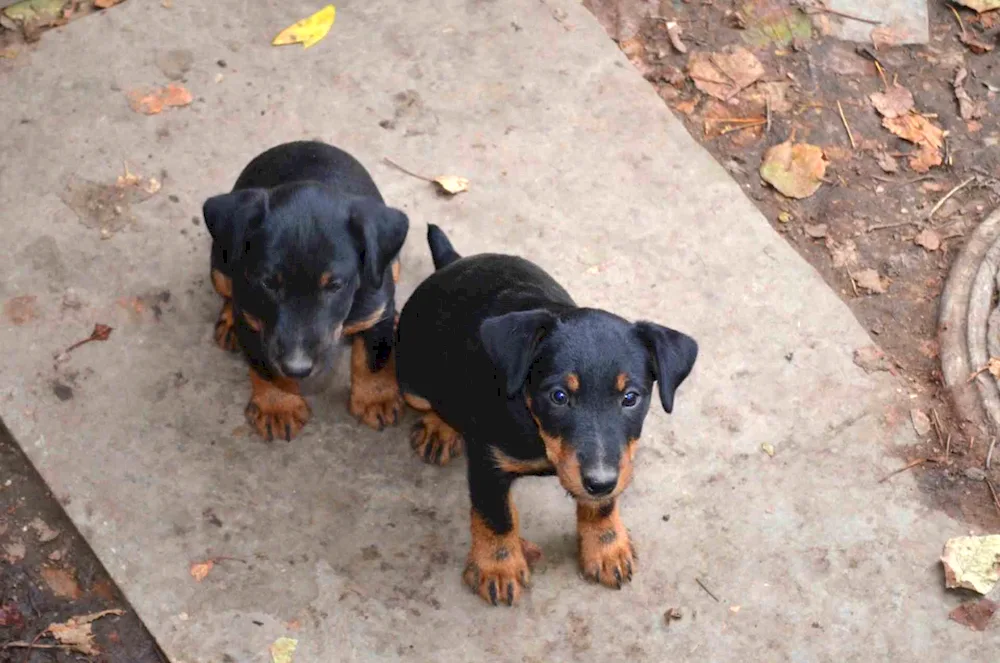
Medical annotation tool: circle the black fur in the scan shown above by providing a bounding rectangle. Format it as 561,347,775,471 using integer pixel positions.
204,141,408,389
396,226,697,535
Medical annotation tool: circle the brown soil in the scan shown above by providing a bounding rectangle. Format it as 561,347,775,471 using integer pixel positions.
0,420,166,663
585,0,1000,529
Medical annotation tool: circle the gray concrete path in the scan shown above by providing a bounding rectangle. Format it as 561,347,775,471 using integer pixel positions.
0,0,989,660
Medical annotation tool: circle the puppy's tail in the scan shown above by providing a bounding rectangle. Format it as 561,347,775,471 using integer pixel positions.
427,224,461,270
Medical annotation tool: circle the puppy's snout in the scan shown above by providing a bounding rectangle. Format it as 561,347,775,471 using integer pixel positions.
581,466,618,497
279,348,315,379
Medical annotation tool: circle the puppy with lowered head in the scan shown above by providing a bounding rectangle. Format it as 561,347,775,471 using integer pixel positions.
395,225,698,606
204,141,408,441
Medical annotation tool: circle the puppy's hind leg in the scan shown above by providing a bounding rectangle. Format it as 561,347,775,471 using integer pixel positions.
211,268,238,352
403,394,463,466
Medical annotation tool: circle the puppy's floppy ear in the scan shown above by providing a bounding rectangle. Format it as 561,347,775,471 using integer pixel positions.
479,309,557,397
634,321,698,414
349,200,409,288
203,189,268,266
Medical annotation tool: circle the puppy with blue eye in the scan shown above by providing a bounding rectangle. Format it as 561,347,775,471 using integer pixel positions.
204,141,409,441
395,225,698,606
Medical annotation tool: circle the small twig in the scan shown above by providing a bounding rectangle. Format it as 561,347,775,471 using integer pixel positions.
945,433,952,460
865,219,917,233
704,117,766,124
715,121,766,137
949,5,967,38
927,177,976,221
17,631,43,663
987,437,997,470
4,642,75,652
969,435,975,452
836,100,856,149
932,409,945,446
807,1,881,26
382,157,434,183
695,577,721,602
873,61,889,90
871,174,937,185
986,477,1000,517
61,323,113,356
849,273,859,296
878,458,932,483
765,96,772,134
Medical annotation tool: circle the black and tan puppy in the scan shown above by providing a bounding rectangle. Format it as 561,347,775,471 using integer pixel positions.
204,141,409,440
395,226,698,606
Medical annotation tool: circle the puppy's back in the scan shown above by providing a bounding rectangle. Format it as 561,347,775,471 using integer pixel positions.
233,140,381,200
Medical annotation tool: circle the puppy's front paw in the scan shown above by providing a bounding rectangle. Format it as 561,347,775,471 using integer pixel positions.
463,537,538,607
410,412,463,465
214,300,239,352
245,374,311,441
578,502,635,589
349,339,403,431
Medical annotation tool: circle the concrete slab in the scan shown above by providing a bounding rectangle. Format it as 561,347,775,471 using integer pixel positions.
0,0,987,660
825,0,929,45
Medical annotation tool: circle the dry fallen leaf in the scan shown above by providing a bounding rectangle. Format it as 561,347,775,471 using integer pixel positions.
882,115,944,173
270,636,299,663
875,152,899,174
47,609,124,655
942,535,1000,594
959,31,995,54
870,26,901,50
804,223,827,239
869,85,914,119
852,268,888,294
854,345,891,373
665,21,686,54
761,442,775,457
272,4,336,49
954,67,986,121
433,175,469,195
954,0,1000,12
914,228,941,252
950,599,998,631
688,47,765,100
29,517,59,543
759,140,828,199
910,409,931,436
190,560,215,582
41,566,82,599
94,0,125,8
127,83,193,115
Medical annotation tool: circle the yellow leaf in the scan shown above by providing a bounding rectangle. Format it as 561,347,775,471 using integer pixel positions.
761,443,775,457
190,560,214,582
270,637,298,663
433,175,470,195
272,5,336,50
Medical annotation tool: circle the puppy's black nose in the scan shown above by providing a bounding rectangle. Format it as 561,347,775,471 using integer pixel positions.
280,353,314,379
582,472,618,497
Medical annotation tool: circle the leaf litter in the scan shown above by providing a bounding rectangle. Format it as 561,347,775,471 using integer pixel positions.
687,46,765,101
5,610,125,655
60,163,160,237
272,4,336,49
126,82,192,115
759,140,828,199
953,67,986,121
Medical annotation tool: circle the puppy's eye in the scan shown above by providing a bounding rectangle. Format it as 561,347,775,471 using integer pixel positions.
322,278,343,292
550,389,569,406
621,391,640,408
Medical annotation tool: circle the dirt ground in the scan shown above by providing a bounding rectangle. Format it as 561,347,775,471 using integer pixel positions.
0,420,166,663
583,0,1000,529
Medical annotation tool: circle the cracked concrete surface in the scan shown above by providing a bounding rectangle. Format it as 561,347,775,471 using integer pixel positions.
0,0,990,660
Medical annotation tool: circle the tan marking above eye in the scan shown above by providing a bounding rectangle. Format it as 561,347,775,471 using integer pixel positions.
566,373,580,392
615,372,628,392
319,272,332,288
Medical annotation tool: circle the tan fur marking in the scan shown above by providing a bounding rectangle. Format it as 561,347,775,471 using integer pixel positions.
242,310,262,332
566,373,580,392
577,500,635,588
348,336,403,430
211,269,232,298
411,411,463,465
214,300,238,351
319,272,332,288
403,393,432,411
245,370,311,441
463,502,540,606
343,304,387,336
615,372,628,392
491,447,555,476
527,397,585,498
391,260,401,285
